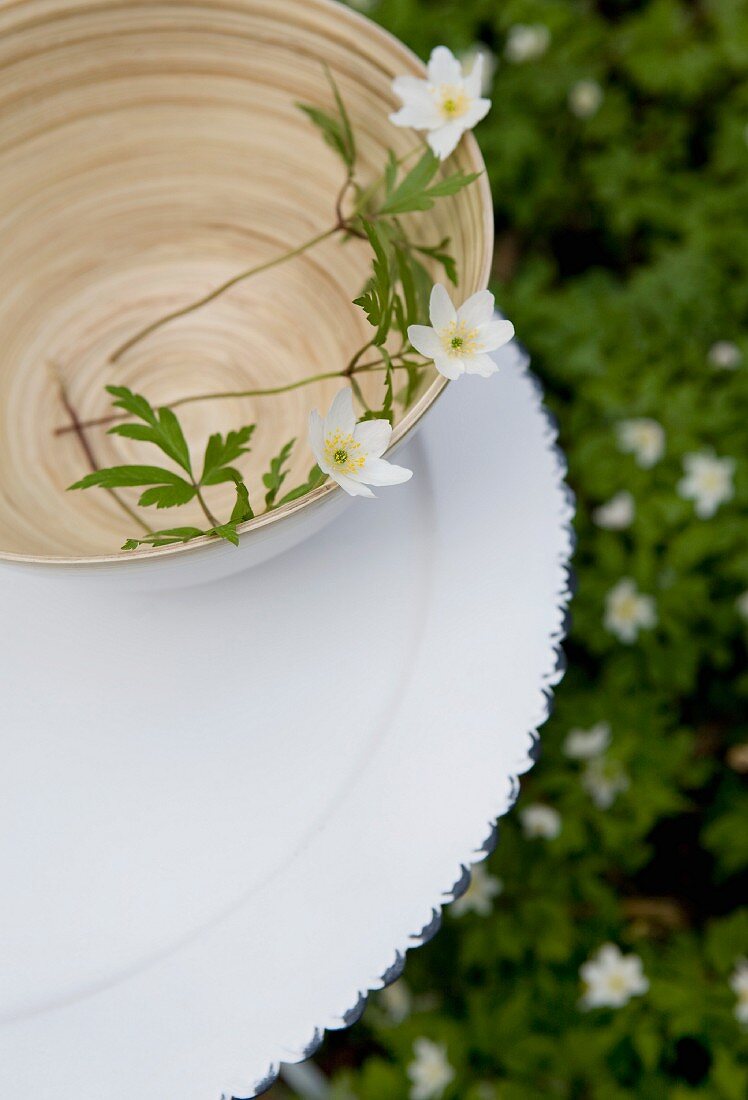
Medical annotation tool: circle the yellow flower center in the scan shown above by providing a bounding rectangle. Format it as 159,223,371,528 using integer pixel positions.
616,595,639,622
438,84,469,119
441,319,479,357
324,430,366,474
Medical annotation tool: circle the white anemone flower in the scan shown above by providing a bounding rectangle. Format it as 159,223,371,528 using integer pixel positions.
617,418,666,468
504,24,550,64
451,863,503,917
564,721,611,760
582,756,630,809
580,944,649,1009
308,389,412,498
569,79,604,118
379,979,412,1024
407,1038,455,1100
520,803,562,839
408,284,514,380
708,340,742,370
730,959,748,1025
677,452,735,518
458,44,498,96
390,45,492,161
593,491,635,530
737,591,748,622
605,578,656,643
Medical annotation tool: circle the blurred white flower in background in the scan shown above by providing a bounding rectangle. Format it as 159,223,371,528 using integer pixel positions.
617,418,666,468
451,863,503,917
569,80,604,118
678,452,735,518
580,944,649,1009
504,24,550,63
737,591,748,621
520,803,562,839
408,1038,455,1100
380,979,412,1024
605,578,657,643
390,46,491,160
582,756,630,809
308,388,412,498
408,284,514,379
593,491,635,530
708,340,742,370
730,959,748,1025
458,43,497,96
564,721,611,760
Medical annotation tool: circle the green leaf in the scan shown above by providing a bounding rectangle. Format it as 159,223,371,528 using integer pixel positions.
277,464,327,506
324,63,356,168
354,220,394,345
296,69,355,172
378,154,480,216
263,438,296,509
105,385,192,473
201,425,255,484
425,170,482,198
137,483,197,509
210,523,240,547
379,151,441,215
121,526,206,551
230,480,254,524
414,237,459,285
68,465,193,492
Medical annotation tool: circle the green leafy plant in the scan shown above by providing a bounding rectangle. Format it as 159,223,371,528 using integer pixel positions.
61,69,482,551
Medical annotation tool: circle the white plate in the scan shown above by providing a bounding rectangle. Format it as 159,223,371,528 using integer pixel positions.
0,341,573,1098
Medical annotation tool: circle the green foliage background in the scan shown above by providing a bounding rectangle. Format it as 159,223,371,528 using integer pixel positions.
279,0,748,1095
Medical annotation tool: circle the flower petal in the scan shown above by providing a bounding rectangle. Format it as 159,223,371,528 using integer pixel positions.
475,318,515,352
308,409,325,464
354,418,392,459
427,120,466,161
429,283,457,330
464,352,498,377
333,470,375,498
407,323,443,360
363,458,413,486
325,387,356,436
427,45,463,86
462,97,492,129
457,288,495,328
464,55,484,99
434,355,463,380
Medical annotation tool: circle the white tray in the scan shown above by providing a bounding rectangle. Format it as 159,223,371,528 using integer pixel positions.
0,340,573,1098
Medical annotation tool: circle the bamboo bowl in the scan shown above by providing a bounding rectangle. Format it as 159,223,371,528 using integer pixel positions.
0,0,492,581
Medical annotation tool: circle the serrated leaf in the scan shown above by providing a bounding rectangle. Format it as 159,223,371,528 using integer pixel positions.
230,480,254,524
105,386,193,472
324,64,355,168
379,151,441,215
121,526,206,550
263,438,296,509
201,425,255,483
277,464,327,506
211,523,240,547
137,482,197,509
425,170,482,198
68,465,193,492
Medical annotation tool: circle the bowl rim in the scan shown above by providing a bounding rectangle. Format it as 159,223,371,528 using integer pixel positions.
0,0,494,569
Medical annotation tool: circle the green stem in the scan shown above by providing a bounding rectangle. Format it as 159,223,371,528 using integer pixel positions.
109,224,340,364
55,357,421,436
194,484,220,529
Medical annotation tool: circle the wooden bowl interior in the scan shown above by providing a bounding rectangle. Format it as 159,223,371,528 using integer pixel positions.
0,0,490,560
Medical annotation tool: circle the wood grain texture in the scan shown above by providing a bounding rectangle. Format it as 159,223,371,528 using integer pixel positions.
0,0,492,563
